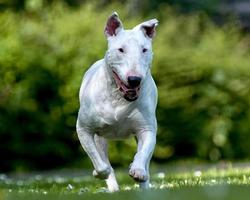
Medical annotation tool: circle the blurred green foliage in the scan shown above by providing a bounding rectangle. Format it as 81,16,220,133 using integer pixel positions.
0,1,250,172
153,9,250,162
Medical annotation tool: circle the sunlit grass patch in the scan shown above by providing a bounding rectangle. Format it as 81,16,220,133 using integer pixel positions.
151,167,250,189
1,165,250,199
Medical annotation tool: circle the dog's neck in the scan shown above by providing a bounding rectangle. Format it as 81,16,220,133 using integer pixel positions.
103,60,116,87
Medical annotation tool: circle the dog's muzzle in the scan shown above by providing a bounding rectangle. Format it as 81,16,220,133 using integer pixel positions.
112,70,141,101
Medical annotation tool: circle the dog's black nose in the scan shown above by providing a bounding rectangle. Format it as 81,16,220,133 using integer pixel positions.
127,76,141,88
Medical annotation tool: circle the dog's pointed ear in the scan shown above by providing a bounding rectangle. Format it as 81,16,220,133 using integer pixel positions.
137,19,158,39
104,12,123,38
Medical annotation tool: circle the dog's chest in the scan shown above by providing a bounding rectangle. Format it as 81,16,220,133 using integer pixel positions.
93,99,136,139
95,119,133,139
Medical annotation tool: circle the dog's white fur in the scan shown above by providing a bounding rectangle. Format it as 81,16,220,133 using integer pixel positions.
76,12,158,192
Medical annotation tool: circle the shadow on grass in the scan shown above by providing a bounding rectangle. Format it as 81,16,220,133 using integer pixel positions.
2,185,250,200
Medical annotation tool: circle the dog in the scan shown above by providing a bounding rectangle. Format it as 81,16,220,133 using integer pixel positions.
76,12,158,192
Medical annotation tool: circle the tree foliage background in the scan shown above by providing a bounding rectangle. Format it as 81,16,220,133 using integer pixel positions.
1,0,250,172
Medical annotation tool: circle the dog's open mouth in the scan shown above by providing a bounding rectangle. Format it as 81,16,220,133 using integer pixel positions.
112,70,140,101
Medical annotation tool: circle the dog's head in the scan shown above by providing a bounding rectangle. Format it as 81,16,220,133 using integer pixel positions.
104,12,158,102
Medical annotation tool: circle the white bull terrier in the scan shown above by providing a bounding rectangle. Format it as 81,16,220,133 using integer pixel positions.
76,12,158,192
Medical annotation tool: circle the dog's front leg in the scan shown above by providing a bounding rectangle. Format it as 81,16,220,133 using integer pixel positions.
129,130,156,188
76,126,111,179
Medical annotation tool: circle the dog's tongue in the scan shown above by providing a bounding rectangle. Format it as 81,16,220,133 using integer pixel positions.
113,70,140,101
120,83,139,101
124,89,139,101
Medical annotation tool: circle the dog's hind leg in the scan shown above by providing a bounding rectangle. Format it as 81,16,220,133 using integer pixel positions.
76,126,111,179
94,134,119,192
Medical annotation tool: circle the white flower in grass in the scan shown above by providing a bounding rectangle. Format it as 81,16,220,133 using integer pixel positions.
67,184,74,190
124,186,132,191
159,184,166,189
35,175,42,180
194,171,202,177
157,172,165,179
0,174,7,180
54,176,65,183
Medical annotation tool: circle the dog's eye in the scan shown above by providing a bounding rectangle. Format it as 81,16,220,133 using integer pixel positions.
142,48,148,53
118,48,124,53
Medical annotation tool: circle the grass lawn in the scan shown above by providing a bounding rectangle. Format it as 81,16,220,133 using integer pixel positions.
1,162,250,200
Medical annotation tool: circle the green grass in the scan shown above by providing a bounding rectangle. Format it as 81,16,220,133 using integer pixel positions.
1,163,250,200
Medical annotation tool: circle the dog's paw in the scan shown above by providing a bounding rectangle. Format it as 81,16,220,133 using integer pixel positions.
129,167,148,182
93,166,111,180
